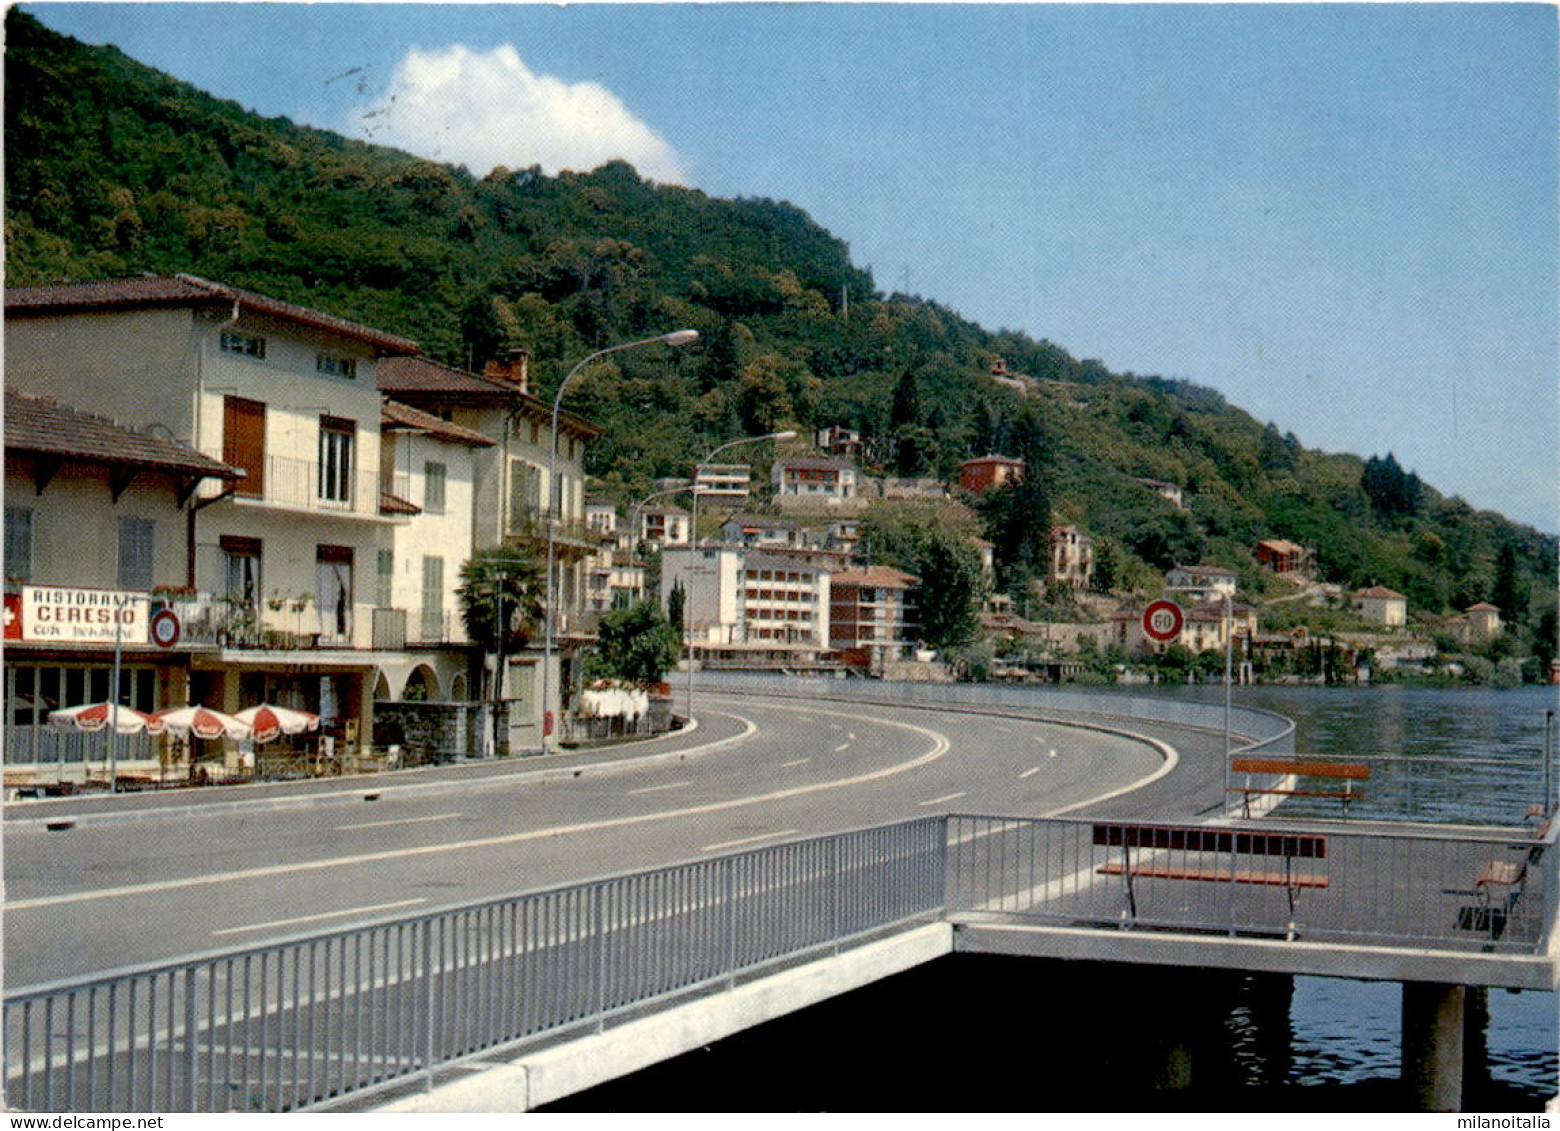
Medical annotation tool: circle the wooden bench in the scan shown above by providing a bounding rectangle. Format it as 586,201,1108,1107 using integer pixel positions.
1228,757,1369,816
1451,817,1550,942
1093,823,1328,939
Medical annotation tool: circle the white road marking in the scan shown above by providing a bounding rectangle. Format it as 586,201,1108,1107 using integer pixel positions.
212,899,426,937
1019,766,1043,780
336,812,462,831
834,742,850,752
628,781,692,795
7,705,951,912
700,830,801,853
919,791,967,807
781,759,811,768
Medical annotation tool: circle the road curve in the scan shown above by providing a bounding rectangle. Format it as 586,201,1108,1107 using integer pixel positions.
3,689,1193,985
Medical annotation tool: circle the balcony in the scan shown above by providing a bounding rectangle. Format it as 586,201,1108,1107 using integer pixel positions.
230,454,411,521
154,592,367,651
505,506,606,554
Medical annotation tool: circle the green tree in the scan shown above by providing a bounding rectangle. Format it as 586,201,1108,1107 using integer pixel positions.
456,545,545,653
914,530,982,650
587,600,681,684
1491,542,1524,623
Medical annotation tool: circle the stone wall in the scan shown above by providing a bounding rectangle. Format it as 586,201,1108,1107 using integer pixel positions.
372,701,482,762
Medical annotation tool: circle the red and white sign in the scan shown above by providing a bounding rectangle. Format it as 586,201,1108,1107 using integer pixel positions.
150,608,182,648
1142,599,1185,643
20,586,149,644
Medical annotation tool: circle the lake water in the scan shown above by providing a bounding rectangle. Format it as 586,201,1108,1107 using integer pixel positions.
1087,682,1559,1105
559,680,1559,1110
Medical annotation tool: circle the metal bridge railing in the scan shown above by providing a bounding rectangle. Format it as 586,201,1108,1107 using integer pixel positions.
947,813,1557,954
3,817,946,1113
6,810,1552,1113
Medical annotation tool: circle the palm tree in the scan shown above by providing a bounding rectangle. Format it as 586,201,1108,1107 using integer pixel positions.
457,545,544,654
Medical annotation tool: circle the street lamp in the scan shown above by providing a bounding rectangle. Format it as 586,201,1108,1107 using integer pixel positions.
684,430,797,721
541,330,699,754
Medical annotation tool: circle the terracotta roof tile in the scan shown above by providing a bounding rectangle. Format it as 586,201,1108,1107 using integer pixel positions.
377,355,603,438
5,390,241,480
6,275,420,355
381,399,494,448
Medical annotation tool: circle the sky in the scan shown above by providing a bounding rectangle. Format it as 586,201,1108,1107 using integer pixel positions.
22,2,1560,533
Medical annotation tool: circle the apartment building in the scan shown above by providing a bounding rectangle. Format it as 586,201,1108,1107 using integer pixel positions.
3,390,242,783
829,565,920,672
660,546,833,668
377,350,603,748
5,275,424,772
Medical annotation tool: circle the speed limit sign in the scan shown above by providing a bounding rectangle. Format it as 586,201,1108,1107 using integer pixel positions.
1142,599,1184,644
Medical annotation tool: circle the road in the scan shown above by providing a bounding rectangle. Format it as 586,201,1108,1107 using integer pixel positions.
2,690,1218,988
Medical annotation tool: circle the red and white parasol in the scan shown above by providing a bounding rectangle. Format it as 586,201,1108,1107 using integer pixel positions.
49,702,167,736
233,704,320,744
155,704,250,741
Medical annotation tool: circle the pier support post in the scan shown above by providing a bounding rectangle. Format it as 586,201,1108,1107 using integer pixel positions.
1402,981,1465,1111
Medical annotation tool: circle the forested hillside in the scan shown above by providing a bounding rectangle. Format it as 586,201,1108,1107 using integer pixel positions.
6,9,1555,665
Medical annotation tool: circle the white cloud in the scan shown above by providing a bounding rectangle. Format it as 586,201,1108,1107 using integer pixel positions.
355,44,690,184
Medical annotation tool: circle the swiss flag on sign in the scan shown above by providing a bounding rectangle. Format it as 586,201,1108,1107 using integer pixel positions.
3,592,22,640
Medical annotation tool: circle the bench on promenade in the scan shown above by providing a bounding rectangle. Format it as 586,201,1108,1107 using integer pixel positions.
1228,757,1369,817
1093,822,1328,939
1449,813,1551,943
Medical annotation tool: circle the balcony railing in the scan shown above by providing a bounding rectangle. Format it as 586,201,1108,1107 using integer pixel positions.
153,592,367,651
231,454,410,520
506,506,606,552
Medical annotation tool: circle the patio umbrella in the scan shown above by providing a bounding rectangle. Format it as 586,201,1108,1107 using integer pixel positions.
155,704,250,741
49,702,167,735
234,704,320,744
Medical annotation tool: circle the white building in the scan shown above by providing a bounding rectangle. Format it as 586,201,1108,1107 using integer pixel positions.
1353,586,1408,629
693,462,752,507
772,455,860,511
1164,563,1238,602
6,275,425,765
660,546,833,667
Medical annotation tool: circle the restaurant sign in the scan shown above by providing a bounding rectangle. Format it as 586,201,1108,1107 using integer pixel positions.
19,586,150,645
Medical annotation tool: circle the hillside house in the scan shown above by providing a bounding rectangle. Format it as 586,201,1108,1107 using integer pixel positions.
1352,586,1408,629
1049,525,1096,588
1256,539,1312,575
772,455,860,511
1164,563,1238,602
1134,478,1185,510
959,455,1024,494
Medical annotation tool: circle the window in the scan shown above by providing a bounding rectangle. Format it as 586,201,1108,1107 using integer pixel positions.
376,549,394,608
5,507,33,582
118,517,155,590
316,545,354,641
507,459,541,528
221,535,262,611
223,396,266,498
220,331,266,358
318,416,355,504
423,461,447,514
315,352,357,379
421,556,444,639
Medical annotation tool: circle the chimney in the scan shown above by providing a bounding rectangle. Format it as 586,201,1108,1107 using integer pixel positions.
483,346,531,393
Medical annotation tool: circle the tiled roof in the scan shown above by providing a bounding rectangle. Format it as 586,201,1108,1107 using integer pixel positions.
1466,602,1501,612
1355,586,1406,600
379,491,422,516
723,514,802,529
381,399,494,448
1169,563,1237,577
832,565,919,588
5,390,241,480
962,454,1025,467
776,455,856,472
6,275,421,355
377,355,603,438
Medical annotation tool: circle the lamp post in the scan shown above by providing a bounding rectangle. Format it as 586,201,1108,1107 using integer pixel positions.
684,430,796,721
541,330,698,755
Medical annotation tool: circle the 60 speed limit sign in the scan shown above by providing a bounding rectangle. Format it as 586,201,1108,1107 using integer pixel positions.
1142,599,1184,644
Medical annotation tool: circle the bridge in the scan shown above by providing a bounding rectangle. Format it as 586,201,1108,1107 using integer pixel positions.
5,681,1556,1112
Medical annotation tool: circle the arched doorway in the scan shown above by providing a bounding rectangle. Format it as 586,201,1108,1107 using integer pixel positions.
403,664,439,702
450,673,469,702
372,672,391,702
